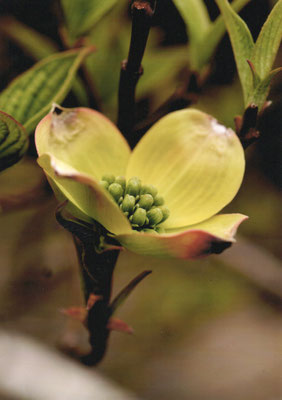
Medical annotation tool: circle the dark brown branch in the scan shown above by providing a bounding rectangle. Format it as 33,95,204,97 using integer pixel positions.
75,237,119,365
56,205,119,364
235,103,260,149
56,205,152,365
117,0,156,146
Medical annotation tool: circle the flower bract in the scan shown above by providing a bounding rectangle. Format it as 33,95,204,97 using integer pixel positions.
35,105,247,259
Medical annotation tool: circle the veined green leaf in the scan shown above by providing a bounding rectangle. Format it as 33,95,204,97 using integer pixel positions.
250,0,282,79
215,0,254,105
247,67,282,109
61,0,118,42
0,47,93,134
0,111,28,172
172,0,211,45
0,16,58,59
0,17,89,107
194,0,251,71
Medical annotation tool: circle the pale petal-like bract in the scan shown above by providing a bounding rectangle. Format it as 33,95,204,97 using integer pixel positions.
127,109,245,228
35,106,247,259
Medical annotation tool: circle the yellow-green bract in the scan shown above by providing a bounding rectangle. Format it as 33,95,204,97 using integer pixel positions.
35,106,247,259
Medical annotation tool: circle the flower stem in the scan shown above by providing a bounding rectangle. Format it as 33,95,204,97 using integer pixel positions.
74,236,119,365
117,0,156,146
56,205,119,365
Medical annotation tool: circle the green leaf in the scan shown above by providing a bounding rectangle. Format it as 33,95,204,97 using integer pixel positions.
248,67,282,109
250,0,282,79
0,47,93,134
217,0,282,109
195,0,251,71
172,0,211,44
0,111,28,172
0,17,89,107
0,16,58,59
61,0,118,42
215,0,254,105
138,46,188,97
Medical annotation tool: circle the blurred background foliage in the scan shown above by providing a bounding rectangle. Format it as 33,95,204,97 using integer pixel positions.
0,0,281,399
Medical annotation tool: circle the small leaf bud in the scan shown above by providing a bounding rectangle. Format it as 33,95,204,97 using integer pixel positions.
131,208,147,226
121,194,135,213
159,205,170,222
100,180,109,190
140,184,158,198
153,195,164,206
126,177,141,196
147,207,163,225
115,176,126,189
138,194,154,210
108,183,124,201
142,228,157,234
102,174,115,184
155,226,165,234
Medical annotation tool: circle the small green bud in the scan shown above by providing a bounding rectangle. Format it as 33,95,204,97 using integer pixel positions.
108,183,124,201
159,205,170,222
155,226,165,234
121,194,135,213
138,194,154,210
154,195,164,206
115,176,126,189
131,208,147,226
100,180,109,190
102,174,115,184
147,207,163,225
142,228,157,234
140,184,158,198
126,177,141,196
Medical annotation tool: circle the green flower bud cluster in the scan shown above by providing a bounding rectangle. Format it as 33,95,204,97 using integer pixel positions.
100,174,170,232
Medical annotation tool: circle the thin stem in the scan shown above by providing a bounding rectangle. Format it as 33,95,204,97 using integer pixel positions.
117,0,156,146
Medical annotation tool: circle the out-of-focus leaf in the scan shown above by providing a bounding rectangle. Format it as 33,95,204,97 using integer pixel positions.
0,111,28,172
172,0,211,71
215,0,254,105
110,270,152,315
61,0,118,43
195,79,244,129
195,0,251,71
0,47,93,134
138,46,188,98
86,6,130,118
0,16,58,59
172,0,211,43
0,17,89,107
250,0,282,79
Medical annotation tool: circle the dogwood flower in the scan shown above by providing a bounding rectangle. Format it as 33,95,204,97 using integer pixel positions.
35,106,247,258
